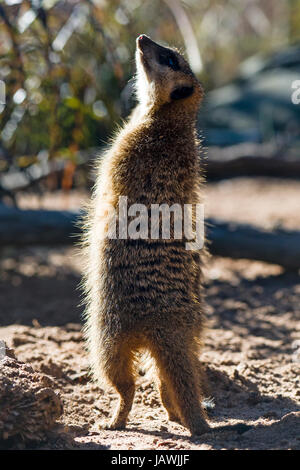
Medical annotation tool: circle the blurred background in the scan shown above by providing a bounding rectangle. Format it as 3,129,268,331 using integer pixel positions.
0,0,300,200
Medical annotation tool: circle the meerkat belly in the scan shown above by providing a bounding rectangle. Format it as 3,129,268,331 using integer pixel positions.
100,238,199,320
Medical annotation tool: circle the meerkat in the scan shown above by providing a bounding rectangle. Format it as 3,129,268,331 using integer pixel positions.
82,34,209,436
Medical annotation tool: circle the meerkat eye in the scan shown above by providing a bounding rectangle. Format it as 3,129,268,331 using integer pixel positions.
158,52,180,71
170,86,194,100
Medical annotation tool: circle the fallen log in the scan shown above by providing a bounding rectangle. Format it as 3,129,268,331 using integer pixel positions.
207,218,300,270
0,205,300,270
0,204,80,246
206,155,300,180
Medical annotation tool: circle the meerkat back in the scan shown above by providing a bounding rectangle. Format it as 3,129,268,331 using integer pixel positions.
82,35,209,436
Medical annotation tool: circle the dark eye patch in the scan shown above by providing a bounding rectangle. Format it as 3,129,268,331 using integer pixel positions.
158,51,180,71
170,86,194,100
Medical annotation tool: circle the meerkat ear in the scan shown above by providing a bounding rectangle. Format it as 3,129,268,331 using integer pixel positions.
170,86,194,100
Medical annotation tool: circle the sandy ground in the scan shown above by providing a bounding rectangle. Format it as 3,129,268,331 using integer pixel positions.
1,177,300,450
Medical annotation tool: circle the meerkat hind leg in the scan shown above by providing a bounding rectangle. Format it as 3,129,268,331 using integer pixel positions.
159,379,182,425
151,336,210,436
100,342,136,430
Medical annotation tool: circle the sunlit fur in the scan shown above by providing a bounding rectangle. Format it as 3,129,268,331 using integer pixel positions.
81,35,209,435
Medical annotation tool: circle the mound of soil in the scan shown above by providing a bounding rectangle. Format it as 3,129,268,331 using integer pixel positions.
0,349,62,448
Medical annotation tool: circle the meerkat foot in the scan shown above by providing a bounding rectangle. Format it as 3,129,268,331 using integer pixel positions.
99,418,127,430
190,421,211,436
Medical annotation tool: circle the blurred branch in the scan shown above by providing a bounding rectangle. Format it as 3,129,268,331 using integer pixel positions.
0,5,24,79
86,0,126,88
29,0,48,29
163,0,202,73
30,0,63,160
0,148,96,193
0,4,26,133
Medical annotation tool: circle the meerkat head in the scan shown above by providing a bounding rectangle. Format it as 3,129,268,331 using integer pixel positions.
135,34,203,112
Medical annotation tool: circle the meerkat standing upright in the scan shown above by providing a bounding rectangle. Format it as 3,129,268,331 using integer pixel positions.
82,35,209,436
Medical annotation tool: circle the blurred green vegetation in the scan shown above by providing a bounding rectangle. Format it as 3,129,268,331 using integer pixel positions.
0,0,299,187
